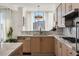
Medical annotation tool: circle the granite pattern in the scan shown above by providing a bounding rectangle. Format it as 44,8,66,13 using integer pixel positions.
0,43,22,56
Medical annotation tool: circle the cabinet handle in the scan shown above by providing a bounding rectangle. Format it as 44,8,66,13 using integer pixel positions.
26,38,30,40
23,38,25,40
60,43,62,48
70,52,72,54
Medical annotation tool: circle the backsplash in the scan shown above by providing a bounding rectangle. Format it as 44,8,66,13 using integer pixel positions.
63,27,79,38
20,28,63,35
21,31,56,35
63,17,79,38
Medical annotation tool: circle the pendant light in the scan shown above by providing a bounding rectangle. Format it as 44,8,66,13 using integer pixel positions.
35,5,43,20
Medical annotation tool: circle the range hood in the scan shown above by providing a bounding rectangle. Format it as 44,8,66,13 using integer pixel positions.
63,9,79,19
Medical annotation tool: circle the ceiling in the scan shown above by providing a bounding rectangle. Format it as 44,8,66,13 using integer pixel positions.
0,3,58,11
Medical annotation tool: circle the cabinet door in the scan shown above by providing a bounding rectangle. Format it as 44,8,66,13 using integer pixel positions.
23,37,31,53
66,3,72,13
57,4,62,27
72,3,79,10
54,10,58,27
67,47,77,56
54,38,58,56
40,37,54,53
31,37,40,53
57,41,62,56
62,44,77,56
61,3,66,27
61,44,68,56
18,37,31,53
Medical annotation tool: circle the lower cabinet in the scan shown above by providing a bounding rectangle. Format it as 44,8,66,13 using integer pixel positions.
55,40,77,56
55,39,62,56
31,37,54,55
54,38,77,56
57,41,62,56
23,38,31,53
18,36,54,55
18,36,77,56
61,44,68,56
40,37,54,54
67,47,77,56
54,38,58,55
18,37,31,53
31,37,40,53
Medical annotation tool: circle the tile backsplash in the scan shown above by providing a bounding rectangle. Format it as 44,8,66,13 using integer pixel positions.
63,17,79,38
63,27,79,38
20,28,63,35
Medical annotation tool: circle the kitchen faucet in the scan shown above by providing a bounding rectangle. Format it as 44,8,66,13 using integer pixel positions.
0,38,4,48
39,27,42,35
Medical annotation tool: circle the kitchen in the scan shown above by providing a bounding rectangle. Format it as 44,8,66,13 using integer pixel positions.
0,3,79,56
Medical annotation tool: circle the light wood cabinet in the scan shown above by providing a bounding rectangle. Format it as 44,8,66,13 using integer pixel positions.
57,4,62,27
18,37,31,53
54,38,58,56
54,37,77,56
57,41,62,56
66,3,72,13
23,38,31,53
18,36,54,55
67,47,77,56
18,36,77,56
57,41,77,56
31,37,54,55
31,37,40,53
72,3,79,10
55,39,61,56
61,43,68,56
40,37,54,54
61,3,66,27
53,11,58,27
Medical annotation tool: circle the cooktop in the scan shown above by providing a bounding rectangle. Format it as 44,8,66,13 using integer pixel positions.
62,37,79,43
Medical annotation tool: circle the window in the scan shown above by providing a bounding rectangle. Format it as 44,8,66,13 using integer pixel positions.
32,11,45,31
0,12,5,42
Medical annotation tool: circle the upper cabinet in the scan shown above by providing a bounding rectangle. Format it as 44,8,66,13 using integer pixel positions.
61,3,66,27
53,10,58,27
56,3,65,27
57,4,62,27
66,3,72,13
54,3,79,27
72,3,79,9
62,3,66,16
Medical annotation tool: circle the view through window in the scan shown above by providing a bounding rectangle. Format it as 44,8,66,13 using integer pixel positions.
0,12,5,42
32,11,45,31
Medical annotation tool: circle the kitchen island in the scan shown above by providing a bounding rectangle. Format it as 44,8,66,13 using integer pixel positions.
0,43,23,56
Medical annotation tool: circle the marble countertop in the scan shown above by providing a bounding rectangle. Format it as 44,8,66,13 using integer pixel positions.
0,43,23,56
18,35,55,37
54,35,79,52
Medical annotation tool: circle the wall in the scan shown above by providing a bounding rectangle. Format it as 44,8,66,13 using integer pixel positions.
23,11,54,31
11,10,54,39
0,3,61,39
0,8,12,41
45,11,54,31
24,11,33,31
11,7,23,39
